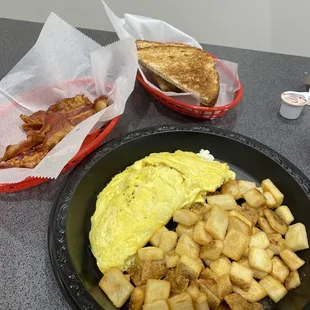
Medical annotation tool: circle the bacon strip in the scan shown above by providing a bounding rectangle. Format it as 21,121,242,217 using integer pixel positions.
0,94,108,169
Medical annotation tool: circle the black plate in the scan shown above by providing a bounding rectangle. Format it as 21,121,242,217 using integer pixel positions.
49,125,310,310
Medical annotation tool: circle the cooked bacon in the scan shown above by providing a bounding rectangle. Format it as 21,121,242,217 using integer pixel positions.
68,105,95,126
0,94,108,169
0,149,48,168
48,94,92,112
34,113,74,151
20,110,46,126
1,135,44,162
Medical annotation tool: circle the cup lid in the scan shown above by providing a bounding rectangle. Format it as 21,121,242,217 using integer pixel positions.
281,92,308,106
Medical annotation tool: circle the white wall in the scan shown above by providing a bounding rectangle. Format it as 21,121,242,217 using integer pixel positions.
1,0,309,57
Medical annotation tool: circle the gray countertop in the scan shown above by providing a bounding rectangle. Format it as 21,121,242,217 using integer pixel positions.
1,18,310,310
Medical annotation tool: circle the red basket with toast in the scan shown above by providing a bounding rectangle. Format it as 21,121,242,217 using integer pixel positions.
137,50,243,120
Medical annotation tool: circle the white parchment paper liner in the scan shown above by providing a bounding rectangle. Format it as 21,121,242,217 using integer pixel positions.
102,1,240,107
0,13,138,184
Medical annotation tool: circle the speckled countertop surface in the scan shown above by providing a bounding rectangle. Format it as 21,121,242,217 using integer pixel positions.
1,17,310,310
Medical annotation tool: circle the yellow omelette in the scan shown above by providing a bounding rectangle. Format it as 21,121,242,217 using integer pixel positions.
89,150,235,273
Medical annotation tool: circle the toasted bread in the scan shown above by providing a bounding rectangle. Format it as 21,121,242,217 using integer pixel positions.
136,41,183,92
138,45,219,106
136,40,189,50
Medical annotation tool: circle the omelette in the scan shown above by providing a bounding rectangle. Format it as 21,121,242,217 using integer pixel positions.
89,150,235,274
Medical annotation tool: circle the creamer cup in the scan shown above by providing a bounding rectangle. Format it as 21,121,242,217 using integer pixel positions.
279,91,308,119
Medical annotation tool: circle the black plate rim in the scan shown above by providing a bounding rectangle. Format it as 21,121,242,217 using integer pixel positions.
48,124,310,309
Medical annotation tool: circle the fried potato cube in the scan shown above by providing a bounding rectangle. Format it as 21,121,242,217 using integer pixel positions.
129,286,145,310
242,246,250,258
198,282,221,309
285,270,301,290
200,240,223,260
258,217,276,234
221,180,242,200
230,262,253,290
144,279,171,304
253,270,268,280
250,231,270,249
99,268,134,308
205,206,229,240
240,205,260,226
259,275,287,303
165,251,180,269
141,260,167,282
279,249,305,271
257,207,265,217
176,255,203,281
263,191,277,209
266,248,275,258
165,270,189,295
138,247,164,261
159,231,178,253
193,221,213,245
135,255,145,269
174,210,200,226
252,227,262,235
232,279,267,302
275,205,294,225
143,300,169,310
167,292,194,310
268,233,286,255
223,229,250,261
229,210,253,229
196,257,204,270
264,209,288,235
249,247,272,273
175,235,200,259
256,187,263,194
197,278,218,296
261,178,284,206
238,259,267,280
176,224,194,238
203,212,210,222
202,258,214,267
285,223,309,252
210,256,231,277
207,194,238,211
238,180,256,195
218,274,233,299
188,202,211,215
200,267,218,281
150,227,168,247
271,257,290,283
228,215,252,236
243,188,267,209
224,293,252,310
186,283,201,300
128,265,144,287
194,293,210,310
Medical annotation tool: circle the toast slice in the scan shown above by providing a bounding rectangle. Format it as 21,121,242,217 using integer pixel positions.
138,45,219,106
137,40,183,92
136,40,189,50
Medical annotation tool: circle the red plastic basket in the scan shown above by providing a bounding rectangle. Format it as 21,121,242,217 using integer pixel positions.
0,76,120,193
137,53,243,119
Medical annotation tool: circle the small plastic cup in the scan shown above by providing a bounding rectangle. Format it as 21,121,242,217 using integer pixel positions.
279,91,308,119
